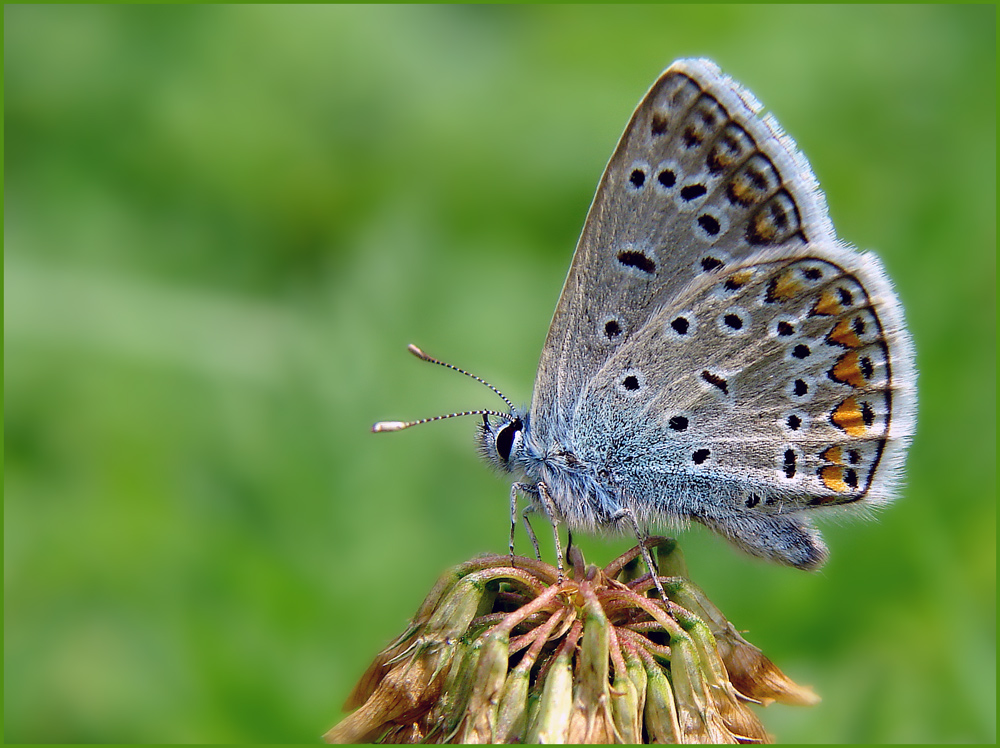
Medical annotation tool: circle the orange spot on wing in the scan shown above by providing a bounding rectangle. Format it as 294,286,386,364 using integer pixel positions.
831,397,867,437
830,351,867,387
813,289,844,316
728,173,759,206
751,212,778,243
820,465,849,492
727,269,754,289
769,269,803,301
820,445,843,464
827,317,862,348
710,140,742,171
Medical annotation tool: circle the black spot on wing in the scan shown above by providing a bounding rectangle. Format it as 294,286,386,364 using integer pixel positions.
701,370,729,394
616,250,656,274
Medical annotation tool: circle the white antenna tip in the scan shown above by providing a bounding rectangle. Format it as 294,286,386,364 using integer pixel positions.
372,420,410,433
407,344,428,359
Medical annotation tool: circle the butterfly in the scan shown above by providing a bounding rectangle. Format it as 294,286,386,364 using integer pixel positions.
375,59,916,579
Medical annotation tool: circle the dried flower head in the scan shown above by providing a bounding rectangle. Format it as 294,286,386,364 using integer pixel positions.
325,538,818,744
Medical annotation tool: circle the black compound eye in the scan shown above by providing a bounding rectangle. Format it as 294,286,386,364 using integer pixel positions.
495,419,522,462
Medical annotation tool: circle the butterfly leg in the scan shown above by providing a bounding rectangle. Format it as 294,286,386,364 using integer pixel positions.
510,482,542,564
536,481,565,581
521,507,542,561
508,484,519,565
622,508,668,602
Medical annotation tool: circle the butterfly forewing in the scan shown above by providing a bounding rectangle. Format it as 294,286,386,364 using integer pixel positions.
531,59,836,445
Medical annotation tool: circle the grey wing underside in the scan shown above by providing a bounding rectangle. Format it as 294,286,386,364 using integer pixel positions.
570,243,917,513
529,58,835,446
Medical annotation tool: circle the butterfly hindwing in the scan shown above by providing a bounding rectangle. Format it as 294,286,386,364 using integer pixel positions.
573,242,915,509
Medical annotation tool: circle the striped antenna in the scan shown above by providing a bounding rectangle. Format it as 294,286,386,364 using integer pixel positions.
405,344,516,411
372,409,511,433
371,344,516,433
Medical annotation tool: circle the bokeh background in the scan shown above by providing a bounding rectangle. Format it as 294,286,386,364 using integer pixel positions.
5,4,995,743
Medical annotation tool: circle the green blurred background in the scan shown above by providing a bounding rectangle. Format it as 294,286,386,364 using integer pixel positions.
4,4,995,743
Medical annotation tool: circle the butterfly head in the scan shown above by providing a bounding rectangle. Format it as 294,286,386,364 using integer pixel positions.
373,345,528,475
477,413,526,473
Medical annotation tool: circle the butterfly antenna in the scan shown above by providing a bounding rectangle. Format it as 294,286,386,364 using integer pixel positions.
405,344,517,411
371,345,517,433
373,409,512,433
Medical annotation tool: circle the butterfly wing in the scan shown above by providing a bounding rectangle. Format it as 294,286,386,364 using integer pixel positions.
570,243,916,568
531,59,836,446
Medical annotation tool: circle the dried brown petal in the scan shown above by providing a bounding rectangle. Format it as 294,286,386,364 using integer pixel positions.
717,626,821,708
323,649,442,743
